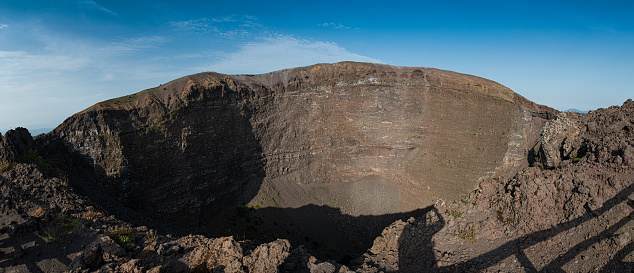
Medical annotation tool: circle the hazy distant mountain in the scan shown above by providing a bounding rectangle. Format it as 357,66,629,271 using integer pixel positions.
565,108,589,114
2,128,53,136
29,128,54,136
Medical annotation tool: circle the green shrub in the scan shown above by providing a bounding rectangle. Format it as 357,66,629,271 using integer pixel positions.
0,161,11,173
447,210,464,219
572,157,580,163
106,227,136,250
21,149,52,171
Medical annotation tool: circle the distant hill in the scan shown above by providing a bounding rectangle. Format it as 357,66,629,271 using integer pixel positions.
2,127,53,136
29,127,54,136
565,108,589,114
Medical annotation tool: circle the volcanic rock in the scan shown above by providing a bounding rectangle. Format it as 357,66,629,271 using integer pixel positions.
1,63,633,272
34,62,555,258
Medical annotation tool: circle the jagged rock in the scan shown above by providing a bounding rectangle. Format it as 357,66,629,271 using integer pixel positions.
310,262,336,273
115,259,144,273
69,244,103,271
0,127,34,163
243,239,291,273
530,112,581,169
177,235,245,272
95,235,126,258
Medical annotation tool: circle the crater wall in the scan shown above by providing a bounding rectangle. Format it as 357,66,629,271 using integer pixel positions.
37,62,556,257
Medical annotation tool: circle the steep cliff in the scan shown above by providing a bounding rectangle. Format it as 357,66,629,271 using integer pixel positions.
36,62,556,257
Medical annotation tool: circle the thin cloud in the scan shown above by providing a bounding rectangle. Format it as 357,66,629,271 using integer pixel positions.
0,50,90,73
171,15,264,37
79,0,117,15
0,24,8,29
204,35,381,74
320,22,351,30
107,36,171,52
212,16,236,23
171,18,215,32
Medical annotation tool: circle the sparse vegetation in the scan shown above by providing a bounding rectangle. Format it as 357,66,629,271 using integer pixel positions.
39,213,79,242
29,207,47,217
496,209,513,224
81,209,104,220
0,161,11,173
108,94,138,105
106,226,136,250
59,173,69,187
458,224,477,244
145,229,158,243
572,157,580,163
461,198,472,204
447,210,465,219
21,149,52,171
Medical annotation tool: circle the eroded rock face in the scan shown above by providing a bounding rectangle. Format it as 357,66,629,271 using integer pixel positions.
36,62,555,257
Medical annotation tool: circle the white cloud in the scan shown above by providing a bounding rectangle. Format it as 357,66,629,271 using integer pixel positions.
0,32,181,132
0,24,8,29
204,35,381,74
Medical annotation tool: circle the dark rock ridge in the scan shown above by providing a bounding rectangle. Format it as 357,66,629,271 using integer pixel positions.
34,62,555,257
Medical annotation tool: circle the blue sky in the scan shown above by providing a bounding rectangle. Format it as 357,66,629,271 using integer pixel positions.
1,0,633,133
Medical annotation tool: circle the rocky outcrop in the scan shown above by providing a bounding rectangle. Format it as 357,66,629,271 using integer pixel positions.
529,112,583,169
0,127,35,163
490,99,634,233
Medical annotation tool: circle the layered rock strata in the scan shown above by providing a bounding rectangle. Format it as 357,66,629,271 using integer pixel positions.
36,62,555,256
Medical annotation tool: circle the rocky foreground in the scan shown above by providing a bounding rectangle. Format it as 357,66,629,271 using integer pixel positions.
1,70,633,272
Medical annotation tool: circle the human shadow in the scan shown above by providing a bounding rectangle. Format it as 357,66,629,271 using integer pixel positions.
0,232,72,273
397,206,445,272
442,182,634,272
